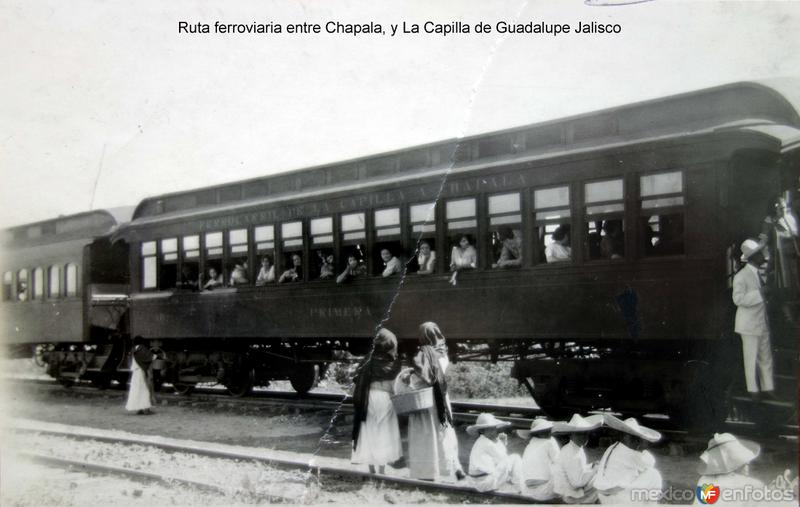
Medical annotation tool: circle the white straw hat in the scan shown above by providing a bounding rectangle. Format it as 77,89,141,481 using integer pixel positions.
552,413,603,434
604,414,662,443
740,239,765,262
698,433,761,475
466,413,511,436
516,418,554,439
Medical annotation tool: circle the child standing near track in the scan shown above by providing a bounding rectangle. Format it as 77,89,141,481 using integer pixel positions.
351,328,403,474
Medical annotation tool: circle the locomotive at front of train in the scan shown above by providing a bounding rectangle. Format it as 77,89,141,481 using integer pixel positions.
0,209,133,387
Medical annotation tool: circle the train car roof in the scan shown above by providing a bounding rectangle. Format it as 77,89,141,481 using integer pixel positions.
1,207,136,249
124,79,800,230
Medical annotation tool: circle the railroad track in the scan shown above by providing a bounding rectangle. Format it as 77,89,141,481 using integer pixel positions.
9,418,533,504
6,377,797,444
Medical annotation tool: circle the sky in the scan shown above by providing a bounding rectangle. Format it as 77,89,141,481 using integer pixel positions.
1,0,799,227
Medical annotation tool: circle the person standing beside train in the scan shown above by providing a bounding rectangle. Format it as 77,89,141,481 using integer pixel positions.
400,322,456,480
126,336,155,415
351,328,403,475
732,239,775,400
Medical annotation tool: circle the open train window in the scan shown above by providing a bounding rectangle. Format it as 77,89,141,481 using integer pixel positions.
310,217,334,280
339,212,367,276
534,186,572,264
203,232,223,290
48,265,61,298
446,198,478,271
278,221,304,283
180,235,200,290
3,271,13,301
17,269,28,301
409,202,437,274
32,267,44,300
228,229,249,286
488,193,522,269
159,238,178,289
141,241,157,289
254,225,275,285
65,264,78,296
640,171,685,256
585,179,625,260
374,208,403,277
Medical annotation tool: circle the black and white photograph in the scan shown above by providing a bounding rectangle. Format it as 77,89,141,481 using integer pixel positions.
1,0,798,505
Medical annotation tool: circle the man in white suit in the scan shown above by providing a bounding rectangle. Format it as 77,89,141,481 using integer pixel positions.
732,239,775,399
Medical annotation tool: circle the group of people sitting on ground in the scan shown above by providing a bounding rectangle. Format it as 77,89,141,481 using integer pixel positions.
350,322,778,503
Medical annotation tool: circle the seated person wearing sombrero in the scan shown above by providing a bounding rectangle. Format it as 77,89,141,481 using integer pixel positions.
552,414,603,504
517,418,560,502
592,415,663,504
467,413,523,492
693,433,764,506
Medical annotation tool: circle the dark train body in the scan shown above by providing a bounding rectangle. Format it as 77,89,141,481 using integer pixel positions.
2,81,798,424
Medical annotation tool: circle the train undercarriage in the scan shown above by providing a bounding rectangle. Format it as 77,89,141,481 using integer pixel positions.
31,325,797,432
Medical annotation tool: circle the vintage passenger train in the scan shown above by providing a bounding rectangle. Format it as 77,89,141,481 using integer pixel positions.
2,81,798,427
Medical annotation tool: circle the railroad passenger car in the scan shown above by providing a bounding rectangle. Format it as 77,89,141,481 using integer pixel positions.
3,81,798,426
0,209,133,385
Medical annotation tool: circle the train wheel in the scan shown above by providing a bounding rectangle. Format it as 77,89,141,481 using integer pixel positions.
173,382,195,396
226,369,254,398
289,364,318,395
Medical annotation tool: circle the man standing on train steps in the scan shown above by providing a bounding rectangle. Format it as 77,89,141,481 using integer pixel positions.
732,239,775,400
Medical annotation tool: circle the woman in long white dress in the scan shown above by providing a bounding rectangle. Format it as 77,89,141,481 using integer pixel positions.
126,336,153,415
351,328,403,474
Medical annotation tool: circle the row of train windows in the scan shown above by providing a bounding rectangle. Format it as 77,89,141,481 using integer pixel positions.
2,264,79,302
140,172,685,290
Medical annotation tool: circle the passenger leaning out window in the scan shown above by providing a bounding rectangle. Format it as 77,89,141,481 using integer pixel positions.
337,255,368,284
256,256,276,285
230,260,249,286
449,235,477,286
546,225,572,263
203,267,224,290
600,220,624,259
417,241,436,275
318,252,336,280
381,248,403,278
492,227,522,269
279,254,303,283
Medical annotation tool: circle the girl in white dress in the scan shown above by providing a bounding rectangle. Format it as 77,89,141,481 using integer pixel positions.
126,336,154,415
351,328,403,474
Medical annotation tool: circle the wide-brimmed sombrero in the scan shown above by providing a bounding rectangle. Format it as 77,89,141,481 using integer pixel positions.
466,413,511,436
698,433,760,475
552,414,603,434
604,414,662,443
516,418,554,439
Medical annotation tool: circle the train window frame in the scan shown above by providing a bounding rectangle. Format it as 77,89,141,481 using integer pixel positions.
159,237,179,290
373,207,403,278
32,267,44,300
227,228,250,287
584,177,626,262
203,231,224,289
445,197,479,273
141,241,158,290
65,263,78,297
48,265,61,298
180,235,201,290
279,221,305,283
487,192,523,269
533,184,573,266
2,271,13,301
639,170,686,258
408,201,438,274
17,268,29,301
339,212,368,279
310,216,335,281
254,224,276,286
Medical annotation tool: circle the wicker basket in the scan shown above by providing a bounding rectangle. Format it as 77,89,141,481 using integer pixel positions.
391,387,434,415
